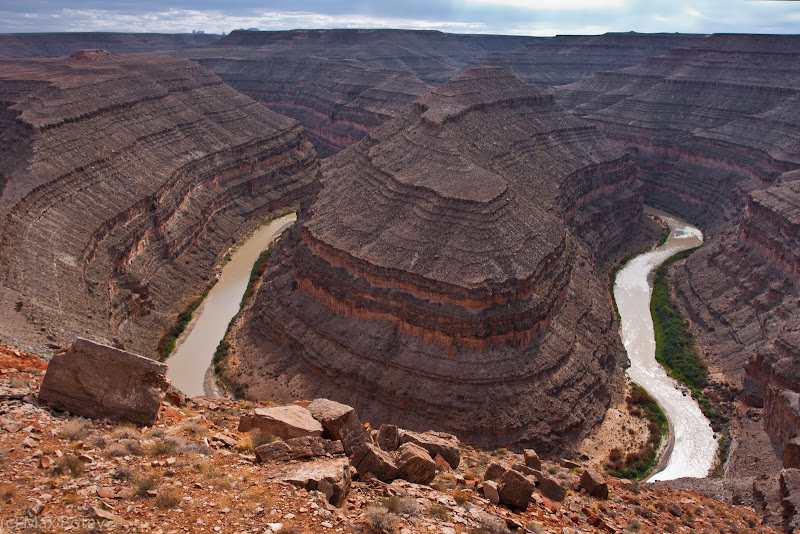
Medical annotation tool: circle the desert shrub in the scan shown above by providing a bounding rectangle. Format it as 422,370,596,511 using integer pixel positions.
112,468,132,481
453,489,471,506
181,422,208,438
627,518,642,532
154,486,183,509
180,442,213,455
119,438,143,456
132,472,160,497
147,436,184,456
380,496,417,515
60,418,91,441
428,503,451,521
106,443,128,457
477,513,511,534
112,425,142,440
365,506,399,533
53,455,84,477
0,483,16,502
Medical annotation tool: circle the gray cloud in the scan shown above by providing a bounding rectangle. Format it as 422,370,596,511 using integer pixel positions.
0,0,798,34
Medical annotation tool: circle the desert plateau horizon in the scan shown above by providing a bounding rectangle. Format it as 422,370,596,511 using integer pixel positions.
0,8,799,532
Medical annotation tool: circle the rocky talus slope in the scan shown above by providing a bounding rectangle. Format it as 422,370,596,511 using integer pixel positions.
555,34,800,486
0,52,318,358
223,67,643,453
0,345,777,534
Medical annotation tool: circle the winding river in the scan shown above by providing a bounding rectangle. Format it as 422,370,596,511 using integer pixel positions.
166,213,297,397
614,209,717,481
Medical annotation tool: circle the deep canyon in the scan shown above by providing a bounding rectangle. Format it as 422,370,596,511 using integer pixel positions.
1,28,799,529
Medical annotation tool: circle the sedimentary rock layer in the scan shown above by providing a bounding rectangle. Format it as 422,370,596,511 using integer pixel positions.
0,52,318,357
474,32,704,89
0,32,220,58
226,67,642,452
555,34,800,459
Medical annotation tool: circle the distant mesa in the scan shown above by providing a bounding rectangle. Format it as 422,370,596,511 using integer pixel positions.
224,66,643,453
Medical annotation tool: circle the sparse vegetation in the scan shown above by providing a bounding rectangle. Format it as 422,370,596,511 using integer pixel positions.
428,503,451,521
607,383,667,480
157,278,218,360
53,454,84,477
154,486,183,508
380,495,418,515
147,436,184,456
0,482,16,503
59,418,92,441
365,505,399,533
651,248,730,473
453,489,471,506
133,472,160,497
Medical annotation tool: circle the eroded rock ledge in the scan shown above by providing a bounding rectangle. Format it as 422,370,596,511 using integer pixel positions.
226,67,642,453
0,52,318,357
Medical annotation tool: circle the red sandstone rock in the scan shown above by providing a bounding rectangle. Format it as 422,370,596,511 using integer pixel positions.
394,442,436,484
524,449,542,471
264,457,351,506
580,468,609,499
351,443,397,482
38,337,168,426
498,469,535,511
307,398,368,456
237,405,323,440
255,436,343,463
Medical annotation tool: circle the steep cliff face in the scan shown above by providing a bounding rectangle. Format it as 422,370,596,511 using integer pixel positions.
225,67,642,453
555,34,800,457
473,32,704,89
0,52,318,357
0,32,220,58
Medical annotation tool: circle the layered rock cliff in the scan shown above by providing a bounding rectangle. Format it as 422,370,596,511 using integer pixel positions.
554,34,800,465
225,67,642,452
473,32,704,89
0,52,318,357
0,32,220,58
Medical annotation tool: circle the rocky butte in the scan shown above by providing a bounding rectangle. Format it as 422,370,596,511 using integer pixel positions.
0,51,318,357
223,66,645,453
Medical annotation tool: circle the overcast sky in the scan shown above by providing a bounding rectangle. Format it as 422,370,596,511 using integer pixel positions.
0,0,798,36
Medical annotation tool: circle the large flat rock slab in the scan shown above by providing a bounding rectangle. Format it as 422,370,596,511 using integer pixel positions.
38,338,169,426
238,405,323,440
264,458,351,507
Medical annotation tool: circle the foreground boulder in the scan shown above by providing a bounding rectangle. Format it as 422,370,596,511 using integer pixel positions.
499,469,535,511
524,449,542,471
580,468,609,499
399,430,461,469
539,476,567,502
255,436,344,463
264,458,351,506
38,338,169,426
351,443,398,482
238,405,323,439
308,398,368,455
395,442,436,484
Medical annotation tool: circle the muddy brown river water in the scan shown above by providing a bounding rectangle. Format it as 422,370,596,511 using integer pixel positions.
166,213,296,397
614,208,716,481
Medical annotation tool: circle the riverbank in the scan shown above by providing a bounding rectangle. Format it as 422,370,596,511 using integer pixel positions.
165,212,297,397
614,210,717,482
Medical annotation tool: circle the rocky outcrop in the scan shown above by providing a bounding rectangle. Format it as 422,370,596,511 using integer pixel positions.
37,337,169,425
0,53,318,357
225,67,641,452
254,435,344,463
555,34,800,470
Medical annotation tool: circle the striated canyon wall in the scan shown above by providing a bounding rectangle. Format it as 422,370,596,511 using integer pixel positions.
0,32,220,58
224,67,643,453
555,34,800,462
0,52,318,358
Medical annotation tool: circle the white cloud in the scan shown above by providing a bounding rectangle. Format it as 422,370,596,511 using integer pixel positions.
466,0,627,9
